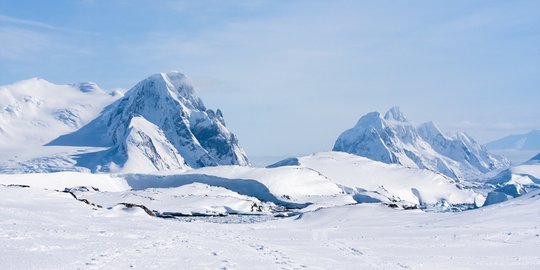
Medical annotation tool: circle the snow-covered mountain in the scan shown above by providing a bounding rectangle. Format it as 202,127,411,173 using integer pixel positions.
486,130,540,164
0,78,118,151
487,130,540,150
333,106,509,180
49,71,249,172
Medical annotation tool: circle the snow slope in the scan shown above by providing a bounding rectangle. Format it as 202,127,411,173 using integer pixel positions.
0,78,117,149
269,152,481,208
0,78,119,172
0,172,130,191
0,184,539,269
333,106,509,180
488,154,540,187
482,154,540,206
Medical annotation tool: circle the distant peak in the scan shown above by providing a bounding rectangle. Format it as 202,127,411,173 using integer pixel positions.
384,106,407,122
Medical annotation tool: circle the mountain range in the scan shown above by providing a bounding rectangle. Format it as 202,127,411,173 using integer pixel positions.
0,72,524,184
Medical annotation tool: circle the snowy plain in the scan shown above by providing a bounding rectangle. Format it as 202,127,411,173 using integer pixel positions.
1,182,539,269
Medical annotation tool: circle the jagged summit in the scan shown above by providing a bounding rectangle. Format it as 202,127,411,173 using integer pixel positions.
333,107,510,180
48,71,249,172
134,71,205,110
384,106,408,122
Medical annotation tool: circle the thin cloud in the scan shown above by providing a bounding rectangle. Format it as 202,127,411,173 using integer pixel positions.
0,14,99,36
0,27,51,60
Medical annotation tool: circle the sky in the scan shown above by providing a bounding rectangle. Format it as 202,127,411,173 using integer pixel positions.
0,0,539,158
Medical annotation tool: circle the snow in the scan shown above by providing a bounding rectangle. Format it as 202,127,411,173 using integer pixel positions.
270,152,481,207
71,183,280,216
482,154,540,205
488,155,540,187
1,74,538,269
48,72,249,171
1,183,539,269
0,172,130,191
0,78,116,149
0,73,249,173
333,106,509,180
111,116,189,173
0,78,118,172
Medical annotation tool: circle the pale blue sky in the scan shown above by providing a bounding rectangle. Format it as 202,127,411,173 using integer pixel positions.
1,0,539,157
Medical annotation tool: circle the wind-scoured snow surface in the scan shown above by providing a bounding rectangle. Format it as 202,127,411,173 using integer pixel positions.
333,106,509,180
1,179,539,269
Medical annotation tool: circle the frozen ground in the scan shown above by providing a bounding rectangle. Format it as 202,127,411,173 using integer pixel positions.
1,183,539,269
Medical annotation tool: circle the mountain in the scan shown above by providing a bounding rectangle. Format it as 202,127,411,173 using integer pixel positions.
0,78,120,172
487,130,540,150
486,130,540,164
333,106,509,180
48,71,249,172
0,78,118,150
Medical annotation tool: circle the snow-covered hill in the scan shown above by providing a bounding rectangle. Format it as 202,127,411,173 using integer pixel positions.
268,151,481,208
0,78,118,148
333,106,509,180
